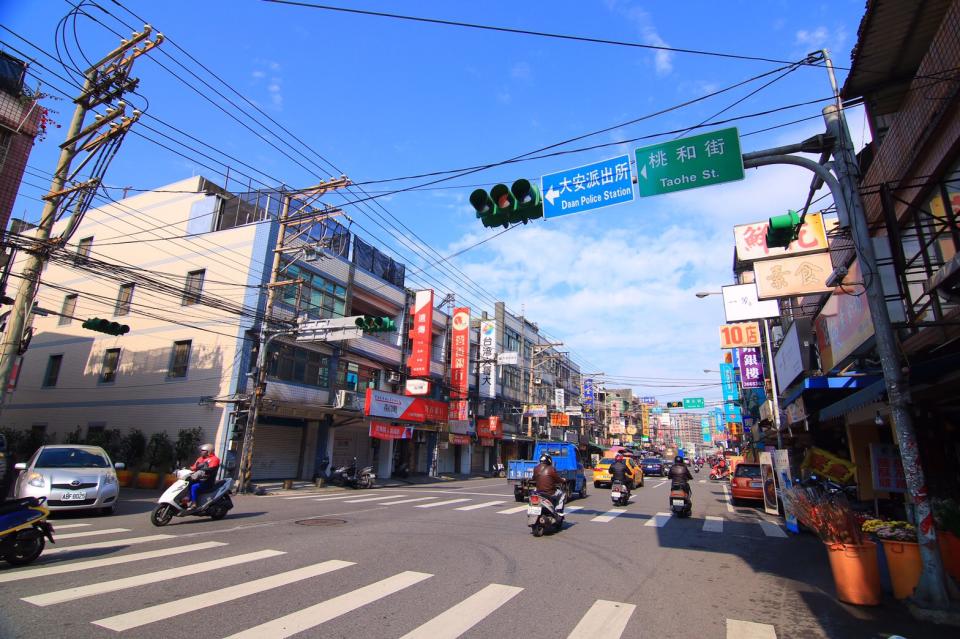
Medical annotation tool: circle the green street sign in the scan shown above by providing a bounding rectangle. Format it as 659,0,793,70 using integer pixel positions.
683,397,705,409
635,127,744,197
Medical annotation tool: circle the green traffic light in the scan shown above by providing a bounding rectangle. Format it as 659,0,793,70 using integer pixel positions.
765,210,802,249
82,317,130,336
469,189,495,219
356,315,397,333
510,179,543,223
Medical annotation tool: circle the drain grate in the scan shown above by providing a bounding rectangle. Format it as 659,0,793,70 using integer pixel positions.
295,518,347,527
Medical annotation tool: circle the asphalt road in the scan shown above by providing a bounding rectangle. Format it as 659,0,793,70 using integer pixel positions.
0,473,947,638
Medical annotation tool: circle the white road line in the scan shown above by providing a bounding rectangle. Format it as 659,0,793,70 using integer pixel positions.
284,494,330,500
49,523,91,529
454,500,505,511
654,481,667,488
564,506,584,514
497,505,528,514
644,512,672,527
24,549,285,606
343,494,408,503
703,516,724,533
591,509,626,523
416,498,471,508
54,528,130,540
223,571,433,639
400,583,523,639
380,497,439,506
567,600,636,638
313,495,365,502
726,618,778,638
699,479,707,484
92,559,354,632
722,484,735,512
45,534,174,555
758,521,788,538
0,541,226,584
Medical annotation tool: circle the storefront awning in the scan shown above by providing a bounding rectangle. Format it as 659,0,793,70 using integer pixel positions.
818,379,887,421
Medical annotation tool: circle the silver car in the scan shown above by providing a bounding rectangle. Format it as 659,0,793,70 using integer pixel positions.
14,445,124,514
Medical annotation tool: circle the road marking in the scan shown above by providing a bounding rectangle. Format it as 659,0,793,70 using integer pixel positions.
313,495,365,502
497,505,528,514
726,618,778,638
25,549,284,606
758,521,788,538
703,516,724,533
722,484,735,512
45,534,174,555
380,497,438,506
644,512,672,527
567,600,636,638
223,571,433,639
564,506,584,514
416,498,471,508
698,479,707,484
343,494,407,503
284,494,332,500
92,559,354,632
399,583,523,639
454,500,505,511
54,528,130,540
49,523,91,529
654,481,667,488
591,509,626,523
0,541,226,584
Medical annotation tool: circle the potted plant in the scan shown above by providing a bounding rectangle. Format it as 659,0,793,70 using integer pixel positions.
167,427,203,487
781,485,881,606
931,498,960,580
138,432,173,489
120,429,146,488
862,519,920,600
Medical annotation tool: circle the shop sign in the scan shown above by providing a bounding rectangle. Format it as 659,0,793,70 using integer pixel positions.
564,408,582,417
759,452,779,516
801,447,856,484
479,320,498,398
550,412,570,427
477,416,503,439
738,347,763,389
773,450,799,532
785,397,807,424
364,388,448,423
870,443,907,493
497,351,519,365
555,388,565,411
524,404,548,417
369,422,414,440
450,307,471,422
754,252,834,300
626,425,637,435
448,433,471,446
815,260,874,372
734,211,828,262
407,290,435,377
722,283,781,322
479,437,495,447
582,378,595,420
774,319,811,389
719,322,761,349
405,379,431,396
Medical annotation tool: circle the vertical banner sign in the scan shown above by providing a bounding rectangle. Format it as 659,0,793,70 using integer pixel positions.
450,307,471,422
555,388,565,411
582,378,595,421
408,290,434,377
701,417,712,443
773,449,799,532
869,443,907,493
479,320,497,398
720,363,739,401
759,451,779,516
737,347,764,389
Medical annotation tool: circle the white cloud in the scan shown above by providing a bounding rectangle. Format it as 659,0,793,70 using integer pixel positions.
250,59,284,111
604,1,674,76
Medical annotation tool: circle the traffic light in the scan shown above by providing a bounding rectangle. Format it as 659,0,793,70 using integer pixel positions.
81,317,130,336
666,401,683,409
765,209,802,249
355,315,397,332
470,179,543,229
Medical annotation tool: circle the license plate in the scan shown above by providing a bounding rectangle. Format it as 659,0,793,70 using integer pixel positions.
61,491,86,501
527,506,540,515
750,481,762,488
611,491,620,497
671,499,685,507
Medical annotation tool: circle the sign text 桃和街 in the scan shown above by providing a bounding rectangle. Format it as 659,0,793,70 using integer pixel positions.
635,127,744,197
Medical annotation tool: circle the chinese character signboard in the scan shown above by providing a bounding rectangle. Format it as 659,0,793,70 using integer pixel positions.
815,260,874,371
870,443,907,493
801,447,856,484
719,321,761,349
555,388,565,410
449,307,471,423
365,389,448,423
734,212,828,262
550,412,570,427
683,397,705,409
582,378,595,421
754,252,834,300
369,422,414,440
479,320,497,398
738,347,764,389
635,127,744,197
542,154,635,219
477,416,503,439
721,283,780,322
407,290,434,377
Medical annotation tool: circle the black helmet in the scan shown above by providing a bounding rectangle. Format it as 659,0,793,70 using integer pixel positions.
674,455,684,464
539,453,553,465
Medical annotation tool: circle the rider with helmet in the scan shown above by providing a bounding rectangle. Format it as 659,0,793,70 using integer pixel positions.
187,443,221,509
608,453,631,489
668,455,693,495
532,453,565,509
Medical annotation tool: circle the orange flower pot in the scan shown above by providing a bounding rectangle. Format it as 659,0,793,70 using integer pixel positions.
824,541,882,606
115,469,133,488
135,471,160,489
162,473,178,489
939,531,960,580
881,540,922,600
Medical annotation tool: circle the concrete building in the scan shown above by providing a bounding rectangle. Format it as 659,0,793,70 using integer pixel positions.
0,51,42,237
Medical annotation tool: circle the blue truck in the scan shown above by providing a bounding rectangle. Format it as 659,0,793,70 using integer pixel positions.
507,441,587,502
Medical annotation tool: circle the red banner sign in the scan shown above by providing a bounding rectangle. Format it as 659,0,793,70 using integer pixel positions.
369,422,414,440
364,388,448,423
450,306,471,421
477,416,502,439
479,437,495,447
449,434,471,446
408,290,434,377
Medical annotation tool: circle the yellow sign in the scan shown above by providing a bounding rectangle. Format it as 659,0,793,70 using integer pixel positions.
719,321,761,349
734,212,828,262
753,252,834,300
802,447,856,484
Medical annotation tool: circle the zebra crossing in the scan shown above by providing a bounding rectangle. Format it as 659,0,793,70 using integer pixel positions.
0,523,781,638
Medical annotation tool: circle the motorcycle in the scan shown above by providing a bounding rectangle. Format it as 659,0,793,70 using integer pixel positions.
709,465,730,481
669,482,692,517
0,496,55,566
150,469,234,527
694,462,703,473
527,490,565,537
331,457,375,489
610,480,630,507
492,462,506,478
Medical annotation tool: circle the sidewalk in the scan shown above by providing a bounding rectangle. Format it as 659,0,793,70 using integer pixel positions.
252,472,502,495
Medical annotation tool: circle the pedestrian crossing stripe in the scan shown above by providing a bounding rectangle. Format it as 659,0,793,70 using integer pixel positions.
399,583,523,639
53,527,130,540
726,619,777,638
343,494,408,503
45,534,174,555
416,498,471,508
381,497,438,505
454,500,505,511
591,509,627,523
703,516,723,533
643,512,671,527
568,600,636,638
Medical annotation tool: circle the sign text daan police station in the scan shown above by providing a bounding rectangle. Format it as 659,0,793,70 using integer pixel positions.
541,154,634,219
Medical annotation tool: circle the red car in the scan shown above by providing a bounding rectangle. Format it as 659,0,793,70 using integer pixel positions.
730,463,764,505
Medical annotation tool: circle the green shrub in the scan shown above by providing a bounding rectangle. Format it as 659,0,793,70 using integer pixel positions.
145,432,174,473
121,429,147,470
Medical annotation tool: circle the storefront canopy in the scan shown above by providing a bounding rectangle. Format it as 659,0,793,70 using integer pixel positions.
818,379,887,421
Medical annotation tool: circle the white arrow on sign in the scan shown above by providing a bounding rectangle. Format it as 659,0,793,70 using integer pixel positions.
640,164,648,180
544,185,560,205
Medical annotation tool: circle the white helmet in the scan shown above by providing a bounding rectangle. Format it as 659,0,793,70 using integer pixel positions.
200,443,214,453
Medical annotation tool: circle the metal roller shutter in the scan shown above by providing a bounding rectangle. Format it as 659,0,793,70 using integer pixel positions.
471,445,486,473
251,424,303,480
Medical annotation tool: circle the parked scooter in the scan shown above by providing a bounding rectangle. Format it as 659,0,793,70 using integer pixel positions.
492,462,506,478
151,469,234,526
331,457,375,489
0,496,55,566
709,464,730,481
669,482,692,517
527,491,565,537
610,480,630,507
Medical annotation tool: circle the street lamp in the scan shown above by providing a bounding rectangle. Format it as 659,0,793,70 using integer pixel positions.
695,291,721,298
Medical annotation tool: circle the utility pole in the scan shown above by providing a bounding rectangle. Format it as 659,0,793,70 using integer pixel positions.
235,178,350,493
526,343,562,438
0,27,161,402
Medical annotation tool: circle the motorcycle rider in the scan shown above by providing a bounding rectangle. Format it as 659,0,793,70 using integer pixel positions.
532,453,565,511
186,444,220,509
608,453,631,490
668,455,693,496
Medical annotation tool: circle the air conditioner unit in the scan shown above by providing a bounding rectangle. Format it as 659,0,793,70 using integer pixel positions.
534,377,543,385
387,372,401,383
335,390,362,411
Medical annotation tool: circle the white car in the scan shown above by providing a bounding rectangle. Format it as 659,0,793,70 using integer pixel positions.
14,445,124,514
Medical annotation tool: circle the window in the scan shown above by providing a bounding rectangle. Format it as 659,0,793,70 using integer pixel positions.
42,355,63,387
267,343,329,388
168,340,192,378
76,237,93,261
279,263,347,319
337,360,379,391
59,294,77,326
115,283,134,316
182,269,205,305
99,348,120,383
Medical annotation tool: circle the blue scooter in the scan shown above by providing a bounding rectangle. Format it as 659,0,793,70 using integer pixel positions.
0,496,55,566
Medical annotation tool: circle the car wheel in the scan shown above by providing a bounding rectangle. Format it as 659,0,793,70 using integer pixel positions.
579,484,587,499
99,506,115,516
594,481,600,488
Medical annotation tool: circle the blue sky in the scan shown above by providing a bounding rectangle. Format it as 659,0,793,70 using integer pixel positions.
2,0,869,403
